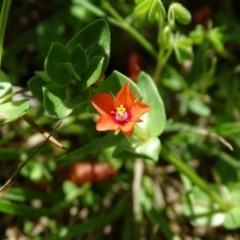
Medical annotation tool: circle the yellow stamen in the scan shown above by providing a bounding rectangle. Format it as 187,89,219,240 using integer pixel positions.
116,104,126,118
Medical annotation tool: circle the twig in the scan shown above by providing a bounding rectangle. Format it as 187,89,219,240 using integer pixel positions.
23,115,67,151
0,121,62,198
132,158,144,221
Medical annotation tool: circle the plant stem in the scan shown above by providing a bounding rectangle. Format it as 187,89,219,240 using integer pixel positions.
161,147,229,212
101,1,157,58
153,22,173,83
0,0,11,69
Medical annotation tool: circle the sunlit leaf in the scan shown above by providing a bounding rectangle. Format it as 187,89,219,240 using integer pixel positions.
0,100,30,123
0,70,12,98
137,72,166,137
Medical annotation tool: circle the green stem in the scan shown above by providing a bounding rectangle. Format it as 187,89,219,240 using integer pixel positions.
102,1,157,58
0,0,11,69
161,147,229,212
153,22,173,83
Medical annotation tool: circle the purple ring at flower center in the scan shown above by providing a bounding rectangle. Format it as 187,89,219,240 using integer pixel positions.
111,104,130,123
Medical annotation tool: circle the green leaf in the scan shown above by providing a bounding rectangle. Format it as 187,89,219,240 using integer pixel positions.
224,207,240,229
148,0,166,22
188,97,211,117
0,70,12,98
162,66,186,91
3,187,60,203
135,137,161,161
209,26,227,55
43,85,73,118
135,0,152,14
168,3,191,26
174,45,193,63
190,25,205,45
182,185,225,227
0,99,30,123
224,183,240,229
67,19,110,73
71,44,89,75
82,56,104,88
137,72,166,137
28,75,46,103
45,42,72,86
114,136,161,161
172,36,193,63
0,199,51,218
58,133,123,164
135,0,166,22
95,70,142,100
215,122,240,136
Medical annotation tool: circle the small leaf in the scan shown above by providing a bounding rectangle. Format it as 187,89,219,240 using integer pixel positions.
148,0,166,22
0,199,51,217
168,3,191,26
58,133,123,164
188,97,211,117
45,42,72,86
94,70,142,100
0,70,12,98
67,19,110,73
224,208,240,229
28,75,46,103
71,44,89,75
0,99,30,123
82,56,104,88
113,137,161,161
162,66,186,91
224,183,240,229
182,185,225,227
43,85,73,118
137,72,166,137
190,25,205,45
135,0,152,15
135,137,161,161
174,44,193,63
135,0,166,22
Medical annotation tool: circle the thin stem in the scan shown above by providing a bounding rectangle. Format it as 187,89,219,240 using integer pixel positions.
23,115,67,150
161,147,229,212
153,23,173,83
153,51,164,83
0,0,11,68
102,1,157,58
133,158,144,221
0,122,62,198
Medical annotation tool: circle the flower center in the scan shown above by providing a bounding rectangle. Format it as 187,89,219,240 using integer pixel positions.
112,104,130,123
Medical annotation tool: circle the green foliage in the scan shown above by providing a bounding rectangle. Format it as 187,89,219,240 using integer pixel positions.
168,2,192,26
28,19,110,118
0,70,30,123
134,0,166,22
1,0,240,239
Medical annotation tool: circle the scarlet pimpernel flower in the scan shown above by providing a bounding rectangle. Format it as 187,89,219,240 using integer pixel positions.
91,82,150,136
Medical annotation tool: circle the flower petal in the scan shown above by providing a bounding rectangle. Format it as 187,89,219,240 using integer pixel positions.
119,122,135,135
96,115,118,131
130,102,151,122
91,93,115,116
115,83,135,109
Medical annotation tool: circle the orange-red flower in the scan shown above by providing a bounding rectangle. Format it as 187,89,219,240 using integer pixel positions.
91,82,150,136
